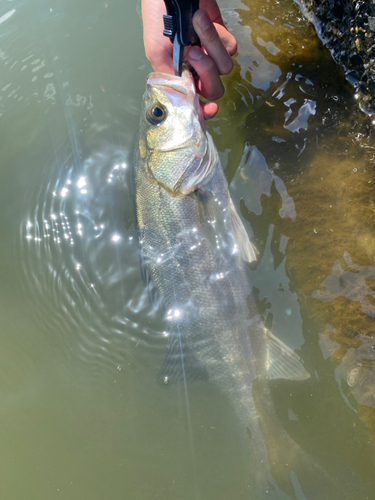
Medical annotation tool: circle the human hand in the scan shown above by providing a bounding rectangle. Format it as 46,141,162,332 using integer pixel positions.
141,0,237,119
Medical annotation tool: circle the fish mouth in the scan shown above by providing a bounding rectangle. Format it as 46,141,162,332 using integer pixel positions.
146,67,195,96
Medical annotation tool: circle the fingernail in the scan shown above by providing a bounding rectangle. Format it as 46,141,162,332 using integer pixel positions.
196,10,211,31
189,46,203,61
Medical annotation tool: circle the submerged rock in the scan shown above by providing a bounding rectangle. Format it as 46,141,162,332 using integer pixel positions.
295,0,375,116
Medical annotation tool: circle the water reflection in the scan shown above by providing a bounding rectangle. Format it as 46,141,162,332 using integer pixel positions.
19,144,168,378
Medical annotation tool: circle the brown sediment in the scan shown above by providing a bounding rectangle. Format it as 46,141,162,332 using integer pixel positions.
215,0,375,450
281,134,375,440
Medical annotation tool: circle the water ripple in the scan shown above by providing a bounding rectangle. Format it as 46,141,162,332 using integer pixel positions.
17,144,166,382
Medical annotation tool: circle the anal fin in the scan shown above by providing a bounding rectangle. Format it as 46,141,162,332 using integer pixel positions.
264,329,310,381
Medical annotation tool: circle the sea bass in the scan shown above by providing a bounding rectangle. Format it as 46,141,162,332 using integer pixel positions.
133,68,347,499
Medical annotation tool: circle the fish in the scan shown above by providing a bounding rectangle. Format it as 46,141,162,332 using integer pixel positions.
133,68,354,499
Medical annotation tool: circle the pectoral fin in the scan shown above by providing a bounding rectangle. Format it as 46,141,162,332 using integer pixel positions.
195,188,256,264
229,198,257,263
178,134,214,195
264,329,310,381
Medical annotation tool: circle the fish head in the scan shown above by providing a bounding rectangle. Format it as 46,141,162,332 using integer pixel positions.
138,68,208,194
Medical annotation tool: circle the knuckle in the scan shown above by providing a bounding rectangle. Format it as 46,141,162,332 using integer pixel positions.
144,48,152,62
144,41,155,61
145,48,157,65
205,27,220,46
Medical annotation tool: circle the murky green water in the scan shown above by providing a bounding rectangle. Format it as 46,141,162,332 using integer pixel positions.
2,0,375,498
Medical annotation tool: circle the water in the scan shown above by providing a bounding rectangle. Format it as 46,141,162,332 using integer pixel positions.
2,0,375,498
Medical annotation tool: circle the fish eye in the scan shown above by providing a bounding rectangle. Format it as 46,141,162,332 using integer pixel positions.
147,105,166,125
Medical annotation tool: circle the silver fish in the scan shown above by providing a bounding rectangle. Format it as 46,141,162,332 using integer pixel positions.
133,68,349,499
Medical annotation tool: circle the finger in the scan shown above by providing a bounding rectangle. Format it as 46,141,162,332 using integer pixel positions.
142,0,174,74
201,101,219,120
215,23,237,57
187,46,224,100
193,10,234,75
147,45,174,74
199,0,224,25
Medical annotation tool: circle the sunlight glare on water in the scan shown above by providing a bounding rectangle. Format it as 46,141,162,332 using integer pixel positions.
1,0,375,498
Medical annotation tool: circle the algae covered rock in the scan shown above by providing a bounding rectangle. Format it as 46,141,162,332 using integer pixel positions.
295,0,375,116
